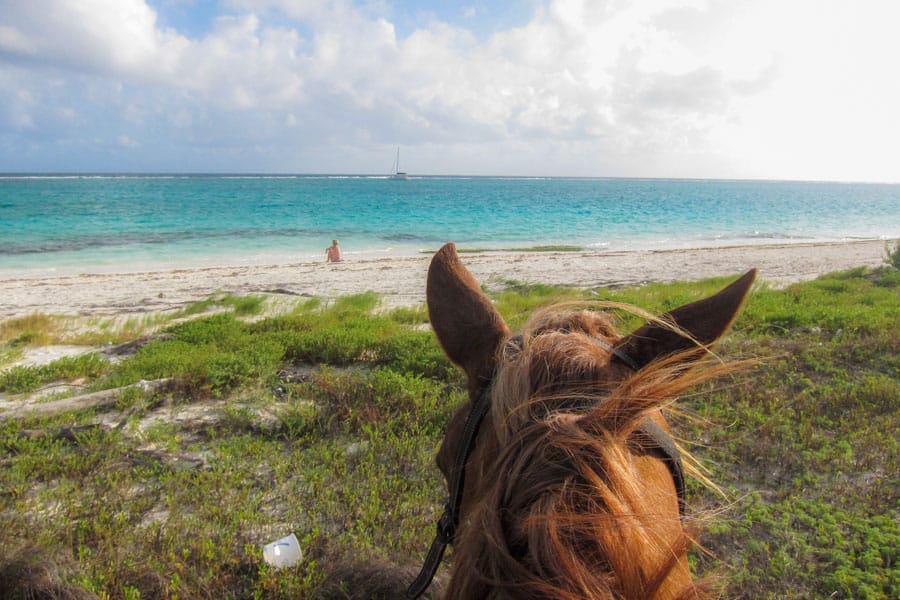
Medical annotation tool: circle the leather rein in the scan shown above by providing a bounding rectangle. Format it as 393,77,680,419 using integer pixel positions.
406,338,686,599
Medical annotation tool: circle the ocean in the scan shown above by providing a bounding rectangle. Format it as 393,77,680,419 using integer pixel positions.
1,175,898,275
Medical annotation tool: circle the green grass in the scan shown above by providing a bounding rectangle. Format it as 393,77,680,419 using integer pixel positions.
182,293,268,317
0,269,897,598
0,313,175,353
0,352,110,394
427,245,583,253
0,294,277,373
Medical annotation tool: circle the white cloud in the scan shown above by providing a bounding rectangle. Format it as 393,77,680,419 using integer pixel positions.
117,134,139,147
0,24,37,55
0,0,898,180
0,0,184,78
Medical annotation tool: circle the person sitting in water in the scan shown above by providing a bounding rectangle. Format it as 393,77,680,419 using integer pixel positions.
325,239,342,263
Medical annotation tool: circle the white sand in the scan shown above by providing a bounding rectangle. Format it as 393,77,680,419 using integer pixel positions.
0,240,887,320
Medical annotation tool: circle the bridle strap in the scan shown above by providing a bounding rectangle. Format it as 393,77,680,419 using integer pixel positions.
589,336,640,371
406,384,492,599
592,337,686,506
404,521,450,599
635,418,686,514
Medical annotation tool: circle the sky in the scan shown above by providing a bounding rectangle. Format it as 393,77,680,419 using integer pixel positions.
1,0,899,181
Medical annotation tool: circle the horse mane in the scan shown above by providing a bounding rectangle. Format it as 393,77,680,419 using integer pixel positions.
445,307,743,600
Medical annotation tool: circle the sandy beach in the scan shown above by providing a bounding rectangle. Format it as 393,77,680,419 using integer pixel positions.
0,240,888,320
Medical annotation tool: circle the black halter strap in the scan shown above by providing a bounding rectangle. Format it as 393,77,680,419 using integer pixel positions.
589,336,641,371
406,384,492,599
635,418,686,514
589,338,685,508
406,340,686,599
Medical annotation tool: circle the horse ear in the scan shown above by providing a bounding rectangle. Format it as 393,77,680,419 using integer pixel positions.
619,269,756,368
427,242,510,392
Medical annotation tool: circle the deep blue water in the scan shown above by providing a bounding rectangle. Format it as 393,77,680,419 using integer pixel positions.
1,174,898,274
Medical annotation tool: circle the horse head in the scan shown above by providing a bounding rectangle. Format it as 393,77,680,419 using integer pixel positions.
415,242,754,599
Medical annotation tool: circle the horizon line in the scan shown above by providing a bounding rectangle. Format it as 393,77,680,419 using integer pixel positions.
2,171,899,185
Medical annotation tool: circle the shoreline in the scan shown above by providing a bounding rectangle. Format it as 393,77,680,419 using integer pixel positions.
0,240,887,319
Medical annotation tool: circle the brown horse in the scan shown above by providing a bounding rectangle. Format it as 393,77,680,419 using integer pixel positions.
413,243,755,600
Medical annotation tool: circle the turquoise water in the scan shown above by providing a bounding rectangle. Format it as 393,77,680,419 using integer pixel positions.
1,175,898,274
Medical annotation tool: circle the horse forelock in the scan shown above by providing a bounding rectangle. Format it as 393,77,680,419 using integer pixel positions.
491,310,646,443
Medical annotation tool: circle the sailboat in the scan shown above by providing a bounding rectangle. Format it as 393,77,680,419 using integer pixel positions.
390,147,409,180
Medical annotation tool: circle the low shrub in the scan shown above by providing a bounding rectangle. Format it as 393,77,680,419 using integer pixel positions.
375,330,452,379
104,313,284,396
0,352,109,394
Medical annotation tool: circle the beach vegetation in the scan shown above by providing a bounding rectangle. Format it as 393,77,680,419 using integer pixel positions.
330,290,381,314
0,313,63,346
0,352,109,394
0,345,24,368
436,245,583,253
102,314,284,397
884,238,900,270
0,313,175,351
74,314,172,346
0,267,897,598
385,304,429,325
508,244,583,252
182,292,268,317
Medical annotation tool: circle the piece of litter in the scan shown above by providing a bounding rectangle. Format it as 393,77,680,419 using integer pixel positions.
262,533,302,568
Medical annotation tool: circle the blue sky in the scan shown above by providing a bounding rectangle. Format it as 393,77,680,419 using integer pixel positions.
147,1,539,40
2,0,900,181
